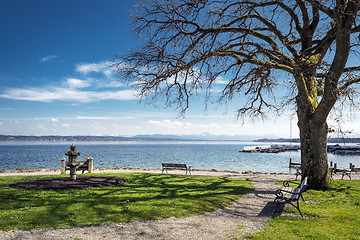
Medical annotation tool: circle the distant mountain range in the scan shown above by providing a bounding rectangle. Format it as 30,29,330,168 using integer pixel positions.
0,135,134,142
256,137,360,143
1,134,359,143
133,133,257,141
0,134,254,142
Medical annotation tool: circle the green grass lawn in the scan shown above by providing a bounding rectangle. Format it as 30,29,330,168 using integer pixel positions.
0,173,253,231
245,180,360,240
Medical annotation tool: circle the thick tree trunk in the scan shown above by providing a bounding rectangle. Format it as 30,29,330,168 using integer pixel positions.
298,114,331,189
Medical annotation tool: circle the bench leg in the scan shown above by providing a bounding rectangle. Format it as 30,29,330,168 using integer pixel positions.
342,171,351,180
273,198,304,217
300,194,305,202
295,199,304,217
288,199,304,217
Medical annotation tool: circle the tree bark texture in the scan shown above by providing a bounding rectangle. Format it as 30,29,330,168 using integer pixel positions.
297,111,331,189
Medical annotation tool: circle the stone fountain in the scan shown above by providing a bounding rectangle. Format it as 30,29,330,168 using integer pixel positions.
65,144,81,180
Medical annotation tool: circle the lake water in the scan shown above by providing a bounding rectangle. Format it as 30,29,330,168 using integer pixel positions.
0,141,359,173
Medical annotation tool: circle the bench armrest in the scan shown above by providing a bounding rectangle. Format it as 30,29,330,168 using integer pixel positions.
275,188,302,199
275,189,292,198
282,180,301,187
276,188,297,194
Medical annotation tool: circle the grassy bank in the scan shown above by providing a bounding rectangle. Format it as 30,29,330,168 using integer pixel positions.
0,173,253,231
244,180,360,240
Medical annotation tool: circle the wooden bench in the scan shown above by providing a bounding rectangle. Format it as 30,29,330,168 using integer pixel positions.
330,162,359,180
61,157,93,174
76,159,91,174
161,163,191,175
273,176,308,217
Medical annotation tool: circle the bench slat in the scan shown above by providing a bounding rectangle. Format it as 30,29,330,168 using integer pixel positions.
273,177,308,217
161,163,191,175
162,163,187,168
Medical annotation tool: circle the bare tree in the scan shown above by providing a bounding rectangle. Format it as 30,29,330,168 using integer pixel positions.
112,0,360,189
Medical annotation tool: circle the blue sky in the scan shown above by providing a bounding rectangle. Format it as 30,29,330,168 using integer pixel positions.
0,0,358,139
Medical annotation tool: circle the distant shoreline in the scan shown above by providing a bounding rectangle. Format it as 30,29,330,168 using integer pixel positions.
0,134,249,142
0,135,181,142
1,134,360,143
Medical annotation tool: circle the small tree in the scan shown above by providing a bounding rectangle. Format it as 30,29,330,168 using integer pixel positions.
112,0,360,189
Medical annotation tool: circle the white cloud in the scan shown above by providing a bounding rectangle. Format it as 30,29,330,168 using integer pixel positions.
51,118,58,122
148,120,161,125
96,90,137,101
40,55,58,63
75,62,123,89
0,60,136,103
0,59,143,103
62,123,71,127
148,120,190,129
214,76,228,85
66,78,91,88
200,123,221,129
0,88,59,102
77,116,113,120
76,116,134,120
0,86,137,102
37,124,46,131
75,62,113,77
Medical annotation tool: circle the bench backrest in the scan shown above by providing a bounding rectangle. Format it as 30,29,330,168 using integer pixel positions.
298,177,308,191
288,177,307,201
162,163,187,168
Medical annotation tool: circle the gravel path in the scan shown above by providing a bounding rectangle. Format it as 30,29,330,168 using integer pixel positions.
1,169,356,240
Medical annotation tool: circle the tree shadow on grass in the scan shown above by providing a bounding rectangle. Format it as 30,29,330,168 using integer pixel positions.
0,173,254,230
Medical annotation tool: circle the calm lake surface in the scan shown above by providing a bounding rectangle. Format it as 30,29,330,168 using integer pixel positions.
0,141,359,173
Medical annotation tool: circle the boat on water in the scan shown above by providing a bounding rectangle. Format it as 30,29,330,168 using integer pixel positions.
240,144,300,153
240,116,301,153
270,144,300,151
327,144,360,155
241,145,271,153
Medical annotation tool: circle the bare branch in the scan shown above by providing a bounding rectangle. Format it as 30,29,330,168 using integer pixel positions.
304,0,335,19
113,0,360,121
